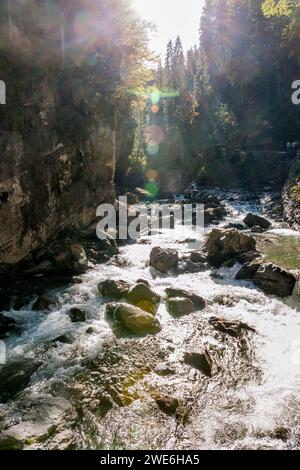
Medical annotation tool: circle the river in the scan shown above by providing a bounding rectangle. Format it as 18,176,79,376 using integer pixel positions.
1,189,300,450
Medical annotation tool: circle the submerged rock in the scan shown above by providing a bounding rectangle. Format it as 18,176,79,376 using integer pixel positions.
209,317,256,338
0,313,16,339
253,263,296,297
184,350,215,377
204,229,257,267
32,295,56,311
244,213,271,230
165,288,205,309
98,279,131,299
150,247,179,274
106,303,161,335
251,225,265,234
166,298,196,317
69,308,86,323
125,283,160,315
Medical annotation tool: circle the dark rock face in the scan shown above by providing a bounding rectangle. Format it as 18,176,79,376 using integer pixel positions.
32,295,56,311
0,2,134,277
204,229,257,267
150,247,179,273
244,213,271,230
253,264,296,297
0,314,16,339
69,308,86,323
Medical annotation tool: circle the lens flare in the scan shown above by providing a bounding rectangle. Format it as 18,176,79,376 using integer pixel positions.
146,169,158,180
151,89,160,105
151,104,159,114
147,143,159,156
144,125,164,145
145,181,159,198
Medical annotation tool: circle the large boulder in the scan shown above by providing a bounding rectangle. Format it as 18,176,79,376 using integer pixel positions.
125,283,160,315
106,303,161,335
244,213,271,230
0,314,16,339
165,288,205,310
98,279,131,300
204,229,257,267
150,247,179,273
253,263,296,297
166,298,196,317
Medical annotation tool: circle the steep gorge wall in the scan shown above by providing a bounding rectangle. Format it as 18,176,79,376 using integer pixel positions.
0,1,130,272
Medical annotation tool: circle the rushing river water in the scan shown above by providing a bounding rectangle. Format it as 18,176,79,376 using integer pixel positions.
1,190,300,450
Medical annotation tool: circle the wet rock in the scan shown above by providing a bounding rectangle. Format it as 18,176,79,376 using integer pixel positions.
189,251,208,264
69,308,86,323
204,207,226,225
154,363,176,377
209,317,256,338
166,298,196,317
85,327,94,335
150,247,179,274
136,279,150,286
204,229,257,267
183,350,214,377
98,279,131,300
253,263,296,297
54,334,75,344
244,213,271,230
0,396,74,449
155,395,179,416
0,359,42,403
69,243,88,274
107,303,162,336
165,288,205,310
32,295,56,311
251,225,265,234
235,260,262,280
0,313,16,339
177,259,209,274
125,283,160,315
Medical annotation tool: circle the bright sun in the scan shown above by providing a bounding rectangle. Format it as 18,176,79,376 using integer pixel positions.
132,0,205,56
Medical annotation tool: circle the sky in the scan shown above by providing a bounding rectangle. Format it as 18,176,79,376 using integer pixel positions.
132,0,205,56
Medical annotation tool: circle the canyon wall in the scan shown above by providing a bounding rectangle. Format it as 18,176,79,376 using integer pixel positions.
0,1,133,273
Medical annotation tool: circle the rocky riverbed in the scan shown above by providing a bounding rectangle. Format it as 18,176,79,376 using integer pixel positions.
1,189,300,450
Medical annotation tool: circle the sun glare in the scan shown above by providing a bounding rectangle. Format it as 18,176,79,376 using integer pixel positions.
132,0,205,55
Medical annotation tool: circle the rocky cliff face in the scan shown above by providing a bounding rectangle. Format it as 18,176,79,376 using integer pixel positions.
283,152,300,230
0,1,132,274
0,115,115,268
